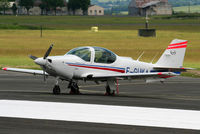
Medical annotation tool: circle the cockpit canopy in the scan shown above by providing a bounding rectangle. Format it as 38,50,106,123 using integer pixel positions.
66,47,117,64
93,47,116,63
67,47,91,62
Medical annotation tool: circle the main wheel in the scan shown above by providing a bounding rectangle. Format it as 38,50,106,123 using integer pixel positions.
105,85,111,95
70,82,80,94
105,85,115,96
53,85,61,95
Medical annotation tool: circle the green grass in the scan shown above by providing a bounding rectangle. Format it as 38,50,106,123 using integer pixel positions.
173,5,200,13
0,16,200,30
181,72,200,78
0,29,199,69
0,16,199,70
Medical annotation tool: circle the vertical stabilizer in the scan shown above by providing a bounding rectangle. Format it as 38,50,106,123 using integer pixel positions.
155,39,188,68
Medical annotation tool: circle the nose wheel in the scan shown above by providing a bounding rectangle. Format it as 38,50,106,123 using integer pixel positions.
52,77,61,95
52,78,80,95
53,85,61,95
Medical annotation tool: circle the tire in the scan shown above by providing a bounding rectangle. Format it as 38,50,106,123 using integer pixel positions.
106,85,111,95
70,83,80,94
53,85,61,95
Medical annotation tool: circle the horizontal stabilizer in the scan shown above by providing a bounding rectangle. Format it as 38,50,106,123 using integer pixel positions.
153,67,195,72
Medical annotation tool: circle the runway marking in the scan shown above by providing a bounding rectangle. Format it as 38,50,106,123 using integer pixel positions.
0,100,200,130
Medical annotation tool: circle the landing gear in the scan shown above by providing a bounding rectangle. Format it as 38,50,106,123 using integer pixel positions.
105,85,115,96
53,85,61,95
52,77,80,95
105,80,116,96
68,81,80,95
52,77,61,95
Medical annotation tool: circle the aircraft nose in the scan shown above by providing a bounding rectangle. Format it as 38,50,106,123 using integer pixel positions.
34,58,46,66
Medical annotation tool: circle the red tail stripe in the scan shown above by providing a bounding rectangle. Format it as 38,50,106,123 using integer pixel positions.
169,41,188,46
3,68,7,71
167,45,187,49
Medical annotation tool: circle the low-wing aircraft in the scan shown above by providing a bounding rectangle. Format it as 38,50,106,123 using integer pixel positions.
2,39,192,95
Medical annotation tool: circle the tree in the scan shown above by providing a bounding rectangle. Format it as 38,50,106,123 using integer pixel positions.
39,0,50,15
19,0,34,15
80,0,90,15
0,0,10,15
49,0,64,15
11,3,17,15
39,2,45,15
68,0,81,15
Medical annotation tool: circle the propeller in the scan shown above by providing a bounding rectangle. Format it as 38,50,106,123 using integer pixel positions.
29,44,54,82
29,55,38,60
42,44,54,82
43,66,47,82
44,44,53,59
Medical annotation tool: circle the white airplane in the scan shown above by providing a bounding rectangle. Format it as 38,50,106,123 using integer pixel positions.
2,39,192,95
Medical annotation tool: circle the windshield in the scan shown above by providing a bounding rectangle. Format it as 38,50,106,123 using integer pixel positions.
93,47,116,64
67,47,91,62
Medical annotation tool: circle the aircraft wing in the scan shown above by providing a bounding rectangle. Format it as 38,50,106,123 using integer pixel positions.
2,68,48,75
82,72,176,80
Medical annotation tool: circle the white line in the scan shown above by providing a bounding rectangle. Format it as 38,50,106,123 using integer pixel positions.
0,100,200,130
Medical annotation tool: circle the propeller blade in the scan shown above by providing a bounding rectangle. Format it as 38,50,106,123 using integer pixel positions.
29,55,38,60
43,70,46,82
44,44,54,59
43,66,46,82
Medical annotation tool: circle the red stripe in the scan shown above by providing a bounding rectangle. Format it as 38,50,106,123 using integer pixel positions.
69,64,125,73
3,68,7,71
169,41,188,46
167,45,187,49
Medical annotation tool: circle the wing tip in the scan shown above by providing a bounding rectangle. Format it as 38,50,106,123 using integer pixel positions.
2,68,7,71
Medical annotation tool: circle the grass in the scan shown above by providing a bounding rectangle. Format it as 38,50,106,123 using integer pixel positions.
0,29,199,70
181,71,200,78
0,16,200,30
173,5,200,13
0,16,199,74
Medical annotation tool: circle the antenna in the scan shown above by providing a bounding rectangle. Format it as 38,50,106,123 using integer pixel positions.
137,51,145,61
150,52,159,64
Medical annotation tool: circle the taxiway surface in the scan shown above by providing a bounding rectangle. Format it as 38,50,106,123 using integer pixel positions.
0,70,200,134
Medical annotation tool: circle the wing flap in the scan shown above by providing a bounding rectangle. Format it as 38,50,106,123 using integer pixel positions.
2,68,48,75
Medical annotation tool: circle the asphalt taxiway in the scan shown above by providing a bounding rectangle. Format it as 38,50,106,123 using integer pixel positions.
0,70,200,134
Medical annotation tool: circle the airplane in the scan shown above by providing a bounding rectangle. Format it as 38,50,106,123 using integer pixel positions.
2,39,193,95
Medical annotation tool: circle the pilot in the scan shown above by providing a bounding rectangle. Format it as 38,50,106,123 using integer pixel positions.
100,52,108,63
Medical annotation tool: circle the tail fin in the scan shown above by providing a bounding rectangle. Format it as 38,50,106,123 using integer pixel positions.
155,39,188,68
